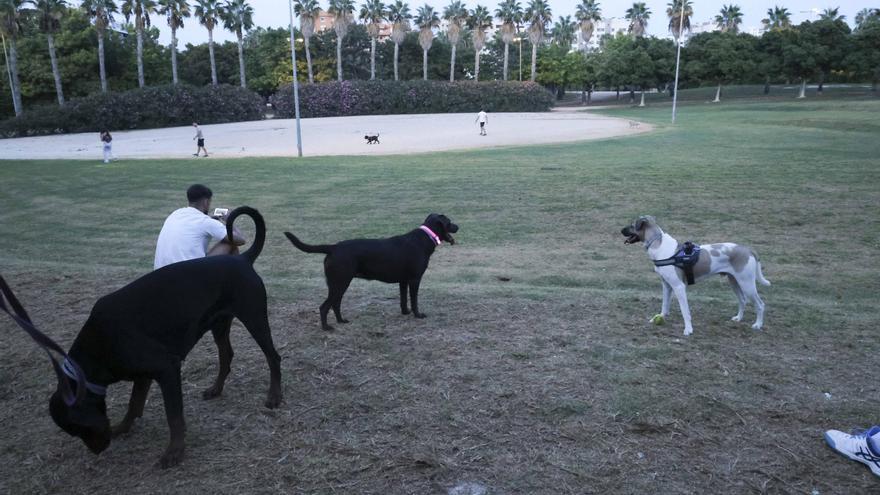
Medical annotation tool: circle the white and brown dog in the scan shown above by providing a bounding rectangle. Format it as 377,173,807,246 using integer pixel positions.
621,216,770,336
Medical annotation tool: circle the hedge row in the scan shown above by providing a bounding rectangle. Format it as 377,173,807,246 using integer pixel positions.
0,84,264,138
269,80,555,118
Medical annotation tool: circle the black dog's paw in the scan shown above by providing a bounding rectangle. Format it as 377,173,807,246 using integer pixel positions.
264,393,282,409
201,385,222,400
414,312,427,319
322,324,335,331
338,318,350,324
111,421,134,438
401,308,411,315
157,446,185,469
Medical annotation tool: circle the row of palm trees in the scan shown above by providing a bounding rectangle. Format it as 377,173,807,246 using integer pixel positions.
3,0,875,117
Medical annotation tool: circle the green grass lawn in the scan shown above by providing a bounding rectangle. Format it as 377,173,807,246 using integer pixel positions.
1,96,879,493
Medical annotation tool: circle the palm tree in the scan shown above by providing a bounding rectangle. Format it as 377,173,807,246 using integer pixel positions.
294,0,320,83
524,0,550,81
666,0,692,40
495,0,522,81
360,0,385,80
222,0,253,87
574,0,600,51
855,8,879,30
122,0,157,88
818,7,844,21
81,0,118,93
625,2,649,37
714,4,742,33
34,0,67,105
0,0,25,114
762,6,791,31
386,0,410,81
551,15,575,49
194,0,223,85
443,0,467,82
159,0,190,84
414,4,438,80
328,0,355,81
469,4,492,81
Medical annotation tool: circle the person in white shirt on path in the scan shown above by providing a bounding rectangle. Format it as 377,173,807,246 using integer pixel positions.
475,109,488,136
154,184,246,270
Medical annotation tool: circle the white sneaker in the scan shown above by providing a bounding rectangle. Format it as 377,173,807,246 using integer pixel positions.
825,426,880,477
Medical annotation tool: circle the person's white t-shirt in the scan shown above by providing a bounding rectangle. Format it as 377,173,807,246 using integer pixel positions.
154,206,228,269
477,111,488,123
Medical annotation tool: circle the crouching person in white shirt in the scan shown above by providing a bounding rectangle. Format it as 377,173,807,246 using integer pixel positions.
154,184,247,270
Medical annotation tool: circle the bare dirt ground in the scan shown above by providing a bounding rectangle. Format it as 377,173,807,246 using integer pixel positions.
0,112,651,160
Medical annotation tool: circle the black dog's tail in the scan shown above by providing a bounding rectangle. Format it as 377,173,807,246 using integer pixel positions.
284,231,333,254
226,206,266,264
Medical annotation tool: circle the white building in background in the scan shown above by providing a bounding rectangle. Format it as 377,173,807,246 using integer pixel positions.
579,17,629,51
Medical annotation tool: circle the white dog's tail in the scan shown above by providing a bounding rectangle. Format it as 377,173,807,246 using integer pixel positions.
755,256,771,286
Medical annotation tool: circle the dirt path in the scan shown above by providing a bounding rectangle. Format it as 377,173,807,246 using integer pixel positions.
0,111,651,160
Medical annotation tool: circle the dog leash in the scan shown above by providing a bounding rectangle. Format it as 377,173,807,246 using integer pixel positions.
0,274,86,406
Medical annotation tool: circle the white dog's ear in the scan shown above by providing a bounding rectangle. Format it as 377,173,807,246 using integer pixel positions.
634,217,648,231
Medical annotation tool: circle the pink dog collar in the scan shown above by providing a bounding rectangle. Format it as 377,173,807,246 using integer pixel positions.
419,225,442,245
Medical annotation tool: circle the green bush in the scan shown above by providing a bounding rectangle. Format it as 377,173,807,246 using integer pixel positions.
0,85,264,138
269,80,555,118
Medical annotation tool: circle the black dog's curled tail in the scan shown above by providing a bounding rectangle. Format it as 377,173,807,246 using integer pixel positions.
284,232,333,254
226,206,266,264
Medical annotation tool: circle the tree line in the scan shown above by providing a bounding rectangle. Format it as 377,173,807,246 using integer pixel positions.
1,0,879,118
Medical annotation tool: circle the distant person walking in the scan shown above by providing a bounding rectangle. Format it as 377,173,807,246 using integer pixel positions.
475,109,488,136
193,122,208,157
100,130,113,163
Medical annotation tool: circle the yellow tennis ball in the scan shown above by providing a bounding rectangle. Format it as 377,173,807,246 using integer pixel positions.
651,314,665,325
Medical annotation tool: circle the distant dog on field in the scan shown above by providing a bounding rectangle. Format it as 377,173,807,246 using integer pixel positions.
620,215,770,336
365,133,380,145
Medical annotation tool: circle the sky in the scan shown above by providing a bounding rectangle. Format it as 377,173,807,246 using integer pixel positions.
150,0,873,47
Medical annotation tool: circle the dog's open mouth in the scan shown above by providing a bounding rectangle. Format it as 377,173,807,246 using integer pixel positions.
624,234,640,244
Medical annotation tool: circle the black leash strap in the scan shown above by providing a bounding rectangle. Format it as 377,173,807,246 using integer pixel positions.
0,274,84,406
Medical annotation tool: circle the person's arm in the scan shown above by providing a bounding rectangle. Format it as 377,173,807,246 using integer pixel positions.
206,217,246,246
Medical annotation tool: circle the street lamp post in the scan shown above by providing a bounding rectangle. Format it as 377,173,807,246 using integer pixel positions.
288,0,303,157
670,0,686,124
517,35,522,82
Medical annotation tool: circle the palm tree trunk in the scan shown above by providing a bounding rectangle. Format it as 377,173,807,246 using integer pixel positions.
629,88,634,103
423,49,428,80
503,42,509,81
587,85,592,105
713,82,721,102
817,73,824,93
763,76,770,95
98,30,108,93
474,50,480,82
449,44,456,82
393,42,399,81
47,34,64,106
171,27,179,84
237,31,246,87
136,25,145,87
208,28,218,86
7,37,22,116
370,37,376,80
305,38,313,83
336,36,343,81
797,78,806,98
639,89,645,107
530,44,537,82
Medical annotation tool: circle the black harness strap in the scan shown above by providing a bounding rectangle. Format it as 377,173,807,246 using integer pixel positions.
653,241,701,285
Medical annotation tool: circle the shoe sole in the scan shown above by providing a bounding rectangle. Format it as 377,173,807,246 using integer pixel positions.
825,431,880,477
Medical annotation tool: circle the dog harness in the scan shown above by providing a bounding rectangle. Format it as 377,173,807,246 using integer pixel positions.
653,241,701,285
62,358,107,396
419,225,442,246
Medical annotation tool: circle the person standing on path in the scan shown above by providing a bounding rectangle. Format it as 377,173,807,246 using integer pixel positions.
475,109,488,136
193,122,209,157
100,130,113,163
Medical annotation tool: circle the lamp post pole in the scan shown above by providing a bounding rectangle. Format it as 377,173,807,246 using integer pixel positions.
670,0,686,124
288,0,303,157
518,35,522,82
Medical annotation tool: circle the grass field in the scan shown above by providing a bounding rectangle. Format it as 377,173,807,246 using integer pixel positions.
1,95,879,494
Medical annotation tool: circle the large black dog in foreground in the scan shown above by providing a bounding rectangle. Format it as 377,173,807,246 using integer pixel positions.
284,214,458,330
0,206,281,469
